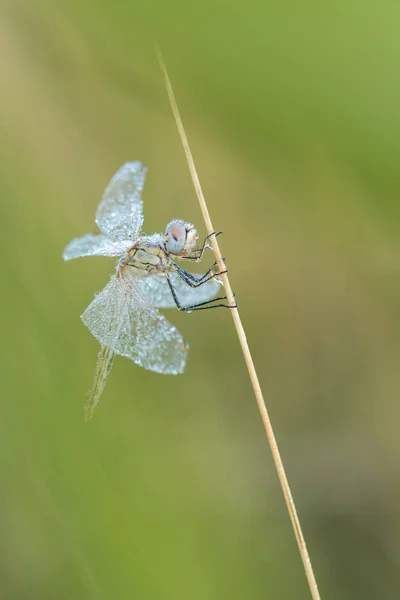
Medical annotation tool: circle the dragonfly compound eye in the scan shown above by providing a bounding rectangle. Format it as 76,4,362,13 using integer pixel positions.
166,220,187,254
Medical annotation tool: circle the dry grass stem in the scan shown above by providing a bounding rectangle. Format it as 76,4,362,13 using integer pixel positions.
156,48,322,600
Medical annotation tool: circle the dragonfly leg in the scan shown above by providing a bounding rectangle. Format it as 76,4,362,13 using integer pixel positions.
180,296,238,311
175,262,227,288
180,231,223,261
165,274,237,311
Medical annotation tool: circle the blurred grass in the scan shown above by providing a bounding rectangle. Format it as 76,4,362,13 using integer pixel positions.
1,1,400,599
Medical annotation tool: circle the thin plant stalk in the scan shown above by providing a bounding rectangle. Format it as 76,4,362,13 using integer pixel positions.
156,48,322,600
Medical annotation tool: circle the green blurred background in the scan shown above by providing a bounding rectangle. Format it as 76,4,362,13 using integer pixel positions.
1,1,400,598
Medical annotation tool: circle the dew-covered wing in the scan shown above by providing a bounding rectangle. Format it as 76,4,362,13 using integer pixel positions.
136,272,222,309
95,162,147,241
81,272,187,374
62,233,133,261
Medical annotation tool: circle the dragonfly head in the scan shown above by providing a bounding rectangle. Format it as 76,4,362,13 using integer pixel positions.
165,219,198,256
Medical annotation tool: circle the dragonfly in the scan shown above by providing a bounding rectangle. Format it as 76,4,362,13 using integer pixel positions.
63,162,235,420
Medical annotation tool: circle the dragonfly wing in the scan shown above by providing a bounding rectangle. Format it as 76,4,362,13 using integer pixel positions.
136,272,222,308
63,233,132,261
81,272,187,374
95,162,147,241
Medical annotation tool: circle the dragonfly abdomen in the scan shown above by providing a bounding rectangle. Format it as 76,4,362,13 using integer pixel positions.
85,345,115,421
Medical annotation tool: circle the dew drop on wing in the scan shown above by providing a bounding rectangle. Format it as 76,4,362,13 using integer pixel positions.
81,273,188,375
95,162,147,242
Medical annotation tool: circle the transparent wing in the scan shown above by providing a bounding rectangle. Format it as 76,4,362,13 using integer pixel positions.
81,272,187,375
95,162,147,241
63,233,133,261
136,272,222,308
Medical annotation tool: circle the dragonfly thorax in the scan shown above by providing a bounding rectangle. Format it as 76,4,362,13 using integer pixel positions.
122,236,166,278
165,219,198,257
